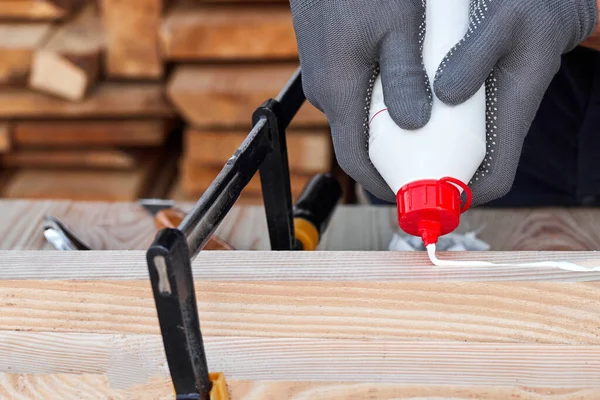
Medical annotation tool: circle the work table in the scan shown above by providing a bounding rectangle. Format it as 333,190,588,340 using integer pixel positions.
2,199,600,251
2,199,600,398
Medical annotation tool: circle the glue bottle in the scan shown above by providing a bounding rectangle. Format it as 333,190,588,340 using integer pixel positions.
368,0,487,246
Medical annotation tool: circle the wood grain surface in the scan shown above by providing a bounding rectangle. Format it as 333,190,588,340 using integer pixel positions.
0,123,10,153
167,64,327,128
0,83,173,118
2,205,600,398
160,2,298,61
3,250,600,281
4,200,600,252
2,277,600,343
0,23,53,86
2,332,600,387
0,201,155,251
101,0,163,78
183,128,332,173
13,120,170,148
0,0,84,20
29,4,104,101
181,162,313,199
0,149,137,169
1,375,598,400
3,159,158,202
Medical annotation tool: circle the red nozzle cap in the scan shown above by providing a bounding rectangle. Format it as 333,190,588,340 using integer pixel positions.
396,177,472,246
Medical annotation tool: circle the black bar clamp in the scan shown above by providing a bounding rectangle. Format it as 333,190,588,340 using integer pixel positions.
145,67,342,399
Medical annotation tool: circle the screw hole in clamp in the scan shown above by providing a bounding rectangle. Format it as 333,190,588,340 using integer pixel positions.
439,176,472,213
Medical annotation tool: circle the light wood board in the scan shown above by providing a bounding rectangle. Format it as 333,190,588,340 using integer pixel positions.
2,332,600,388
181,162,313,199
100,0,163,78
0,123,10,153
167,64,328,128
0,149,137,169
12,120,170,148
0,0,84,20
184,128,332,173
0,23,53,86
4,200,600,252
0,375,597,399
29,4,104,101
160,2,298,61
2,156,158,201
0,83,173,118
2,250,600,398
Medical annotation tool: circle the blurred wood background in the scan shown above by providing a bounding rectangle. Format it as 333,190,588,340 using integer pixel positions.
0,0,346,204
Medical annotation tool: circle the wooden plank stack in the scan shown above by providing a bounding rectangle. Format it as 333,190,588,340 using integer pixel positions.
162,1,333,203
0,0,342,204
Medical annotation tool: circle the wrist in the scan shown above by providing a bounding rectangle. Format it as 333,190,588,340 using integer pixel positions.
581,0,600,49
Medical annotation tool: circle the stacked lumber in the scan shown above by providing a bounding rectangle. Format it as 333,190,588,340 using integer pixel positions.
0,0,343,204
163,1,334,204
0,0,177,201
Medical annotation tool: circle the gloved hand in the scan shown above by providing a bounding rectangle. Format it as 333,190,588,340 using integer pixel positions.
289,0,432,203
434,0,598,206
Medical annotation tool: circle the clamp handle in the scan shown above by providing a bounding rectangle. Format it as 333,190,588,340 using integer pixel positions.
293,173,343,250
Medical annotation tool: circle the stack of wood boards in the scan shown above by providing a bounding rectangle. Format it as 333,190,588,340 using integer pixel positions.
0,0,177,201
2,250,600,398
163,1,334,203
0,0,342,204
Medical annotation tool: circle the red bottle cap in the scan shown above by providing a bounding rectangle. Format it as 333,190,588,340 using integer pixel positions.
396,177,472,246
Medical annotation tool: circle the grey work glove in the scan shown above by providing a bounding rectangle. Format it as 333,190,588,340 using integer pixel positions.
289,0,432,203
434,0,598,206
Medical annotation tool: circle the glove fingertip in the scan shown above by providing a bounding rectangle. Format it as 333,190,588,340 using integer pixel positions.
387,98,432,131
433,72,475,106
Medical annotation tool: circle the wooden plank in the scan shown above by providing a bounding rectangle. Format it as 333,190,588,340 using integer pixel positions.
184,128,332,173
29,4,104,101
2,332,600,387
5,201,600,252
0,0,84,20
0,83,173,118
4,249,600,281
168,176,266,205
181,161,313,198
2,277,600,343
205,382,600,400
100,0,163,79
160,3,298,61
2,157,158,201
0,123,10,153
0,149,137,169
0,201,157,251
1,376,599,400
13,120,170,148
0,23,52,86
167,64,328,128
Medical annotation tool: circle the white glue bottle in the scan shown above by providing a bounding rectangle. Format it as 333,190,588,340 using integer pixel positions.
369,0,486,246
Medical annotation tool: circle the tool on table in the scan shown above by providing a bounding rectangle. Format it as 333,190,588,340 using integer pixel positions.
145,67,342,399
42,215,91,251
139,198,233,250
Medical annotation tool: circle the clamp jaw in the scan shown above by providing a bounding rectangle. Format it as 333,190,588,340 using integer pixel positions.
145,68,342,399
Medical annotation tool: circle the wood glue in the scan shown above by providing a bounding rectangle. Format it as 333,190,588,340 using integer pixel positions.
369,0,486,248
370,0,600,272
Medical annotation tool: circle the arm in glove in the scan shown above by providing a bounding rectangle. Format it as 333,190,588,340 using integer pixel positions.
289,0,432,203
433,0,598,206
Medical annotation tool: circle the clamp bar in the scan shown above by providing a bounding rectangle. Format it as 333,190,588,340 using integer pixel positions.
146,67,307,399
255,68,305,250
146,229,212,400
179,117,270,258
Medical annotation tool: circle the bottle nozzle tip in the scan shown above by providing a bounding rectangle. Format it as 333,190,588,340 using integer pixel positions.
418,220,441,247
